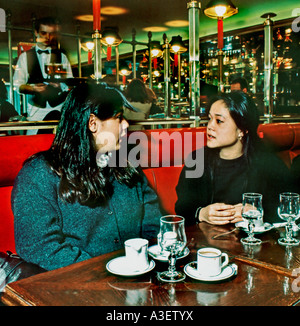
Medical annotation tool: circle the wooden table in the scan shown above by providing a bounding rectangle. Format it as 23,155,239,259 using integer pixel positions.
1,223,300,307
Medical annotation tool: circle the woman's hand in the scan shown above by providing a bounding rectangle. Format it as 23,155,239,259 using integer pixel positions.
231,203,243,223
198,203,243,225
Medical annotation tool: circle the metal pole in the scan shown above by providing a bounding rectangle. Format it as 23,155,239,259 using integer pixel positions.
163,33,171,117
217,50,224,92
187,1,201,116
262,13,276,119
6,10,14,106
76,23,82,78
178,52,181,100
148,32,152,89
132,29,137,79
93,31,102,82
116,46,119,86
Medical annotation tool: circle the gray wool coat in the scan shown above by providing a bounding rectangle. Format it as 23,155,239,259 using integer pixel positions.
12,156,161,270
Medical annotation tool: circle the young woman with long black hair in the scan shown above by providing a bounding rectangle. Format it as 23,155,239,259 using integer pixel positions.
175,91,295,225
12,82,161,270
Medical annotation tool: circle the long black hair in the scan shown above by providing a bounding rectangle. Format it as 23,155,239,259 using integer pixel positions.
207,91,261,201
208,91,260,158
43,82,142,207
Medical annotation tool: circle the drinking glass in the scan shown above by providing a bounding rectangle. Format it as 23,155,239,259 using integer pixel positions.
278,192,300,246
241,193,263,245
157,215,187,282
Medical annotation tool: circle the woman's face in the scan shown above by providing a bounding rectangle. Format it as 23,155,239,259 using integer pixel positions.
90,112,129,154
207,100,244,159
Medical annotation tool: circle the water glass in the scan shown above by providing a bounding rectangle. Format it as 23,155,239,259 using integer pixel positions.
241,193,263,245
157,215,187,282
278,192,300,246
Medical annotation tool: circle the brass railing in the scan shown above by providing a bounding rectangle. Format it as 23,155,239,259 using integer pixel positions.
0,120,59,133
1,115,300,134
0,117,200,133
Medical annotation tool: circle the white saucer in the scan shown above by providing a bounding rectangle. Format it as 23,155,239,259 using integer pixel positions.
106,256,155,276
184,262,238,282
148,245,190,262
235,221,274,234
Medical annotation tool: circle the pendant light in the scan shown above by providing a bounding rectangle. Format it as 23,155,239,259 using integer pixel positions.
101,27,122,61
204,0,238,49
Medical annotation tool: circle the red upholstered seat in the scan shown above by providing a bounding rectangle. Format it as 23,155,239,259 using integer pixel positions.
152,166,183,215
136,128,206,214
289,123,300,162
128,127,206,168
0,123,299,253
0,134,54,252
0,134,55,187
257,123,294,168
0,186,15,253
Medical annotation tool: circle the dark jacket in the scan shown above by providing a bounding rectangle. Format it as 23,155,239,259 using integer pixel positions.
26,48,67,107
12,156,161,270
175,146,296,225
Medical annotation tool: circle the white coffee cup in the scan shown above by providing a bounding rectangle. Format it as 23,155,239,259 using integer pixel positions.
124,238,149,271
197,247,229,277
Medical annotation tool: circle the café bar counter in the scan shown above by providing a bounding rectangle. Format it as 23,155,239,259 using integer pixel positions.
1,222,299,306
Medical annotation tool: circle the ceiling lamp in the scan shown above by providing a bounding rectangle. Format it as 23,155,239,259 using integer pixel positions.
81,38,95,65
170,35,187,67
81,39,95,52
101,27,122,61
204,0,238,50
139,53,148,69
119,63,131,75
140,67,149,83
119,62,131,85
153,67,161,78
203,0,238,19
170,35,187,54
150,41,163,70
150,41,163,58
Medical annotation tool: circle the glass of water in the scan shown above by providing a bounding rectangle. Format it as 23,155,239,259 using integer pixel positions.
278,192,300,246
241,193,263,245
157,215,187,282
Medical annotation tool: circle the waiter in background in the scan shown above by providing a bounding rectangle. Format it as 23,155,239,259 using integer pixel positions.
230,77,249,94
13,16,73,134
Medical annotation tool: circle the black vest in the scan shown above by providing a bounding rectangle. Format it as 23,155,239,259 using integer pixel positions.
26,48,65,108
26,48,62,84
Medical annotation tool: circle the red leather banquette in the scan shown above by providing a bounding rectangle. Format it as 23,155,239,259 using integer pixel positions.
1,123,300,253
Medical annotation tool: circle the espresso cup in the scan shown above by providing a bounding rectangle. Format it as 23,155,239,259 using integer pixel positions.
124,238,149,271
197,247,229,277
